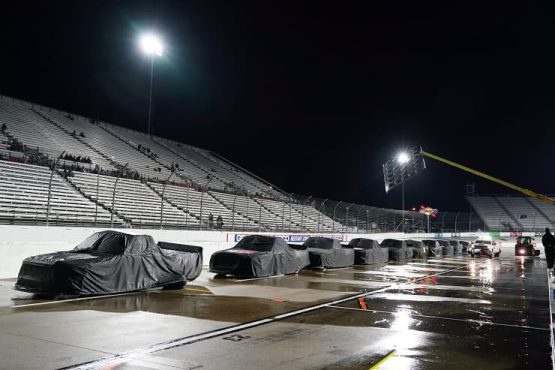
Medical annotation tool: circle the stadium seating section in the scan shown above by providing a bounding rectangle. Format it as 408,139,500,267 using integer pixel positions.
1,95,369,231
467,195,555,231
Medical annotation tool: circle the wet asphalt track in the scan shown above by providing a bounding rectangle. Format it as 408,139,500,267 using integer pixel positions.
0,255,552,370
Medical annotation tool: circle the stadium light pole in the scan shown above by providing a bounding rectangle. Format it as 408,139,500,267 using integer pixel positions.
46,151,65,226
397,151,410,233
159,169,175,229
139,33,164,136
110,163,128,228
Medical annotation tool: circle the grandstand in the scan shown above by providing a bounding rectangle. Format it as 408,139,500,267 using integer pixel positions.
468,195,555,232
0,94,424,232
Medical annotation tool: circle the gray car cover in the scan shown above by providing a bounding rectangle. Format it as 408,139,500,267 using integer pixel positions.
305,237,355,268
405,240,427,259
345,238,389,264
438,240,454,256
381,239,413,261
422,240,443,257
449,240,463,254
209,235,310,277
15,231,203,296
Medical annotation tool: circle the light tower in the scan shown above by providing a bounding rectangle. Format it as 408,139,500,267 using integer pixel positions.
139,33,164,135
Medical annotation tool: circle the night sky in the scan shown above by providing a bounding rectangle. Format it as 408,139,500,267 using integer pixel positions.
1,1,554,211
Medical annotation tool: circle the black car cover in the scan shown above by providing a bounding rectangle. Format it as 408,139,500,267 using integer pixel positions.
209,235,309,277
345,238,389,264
438,240,454,256
305,237,355,268
422,240,443,257
15,231,203,296
381,239,412,261
405,240,427,259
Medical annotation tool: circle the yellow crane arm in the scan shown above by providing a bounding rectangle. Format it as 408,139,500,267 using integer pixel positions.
421,150,555,205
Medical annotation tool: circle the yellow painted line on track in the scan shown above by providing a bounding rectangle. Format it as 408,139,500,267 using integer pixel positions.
369,349,397,369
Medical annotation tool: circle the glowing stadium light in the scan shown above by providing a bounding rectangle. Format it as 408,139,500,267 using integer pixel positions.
139,33,163,56
397,152,410,165
383,147,426,193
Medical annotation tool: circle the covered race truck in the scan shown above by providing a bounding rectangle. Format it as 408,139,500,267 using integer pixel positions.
15,230,203,296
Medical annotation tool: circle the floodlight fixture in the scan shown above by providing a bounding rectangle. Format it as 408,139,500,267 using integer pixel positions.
140,33,164,56
383,146,426,193
397,152,410,165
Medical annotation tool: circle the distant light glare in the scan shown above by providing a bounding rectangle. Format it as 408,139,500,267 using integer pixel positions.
140,33,164,56
397,152,410,164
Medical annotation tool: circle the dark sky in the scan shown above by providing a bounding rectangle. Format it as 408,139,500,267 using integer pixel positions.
1,1,554,211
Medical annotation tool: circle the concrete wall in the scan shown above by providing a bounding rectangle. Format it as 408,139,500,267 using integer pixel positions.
0,225,509,279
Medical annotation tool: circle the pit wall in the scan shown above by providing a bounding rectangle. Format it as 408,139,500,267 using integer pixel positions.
0,225,530,279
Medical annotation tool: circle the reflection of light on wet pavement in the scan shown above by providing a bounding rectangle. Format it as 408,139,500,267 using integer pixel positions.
368,293,492,304
358,271,425,278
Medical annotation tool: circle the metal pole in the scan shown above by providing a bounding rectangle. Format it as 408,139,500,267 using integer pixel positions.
46,151,65,226
185,184,190,227
356,206,362,232
281,200,286,232
199,178,212,230
147,55,154,136
401,179,405,233
441,211,447,233
366,209,369,232
94,165,100,226
232,193,237,231
332,201,342,232
257,197,262,232
345,205,350,233
454,212,460,233
318,199,328,232
288,193,294,231
110,162,128,228
160,170,175,229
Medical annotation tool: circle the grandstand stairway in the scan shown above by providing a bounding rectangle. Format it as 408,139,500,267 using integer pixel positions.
151,137,230,190
492,196,524,229
524,197,553,228
30,108,117,171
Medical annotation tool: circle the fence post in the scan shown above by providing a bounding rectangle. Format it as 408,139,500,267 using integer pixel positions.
356,206,362,232
185,184,190,227
454,211,460,234
110,162,128,228
231,193,237,231
199,178,213,230
441,211,448,233
318,199,328,232
281,200,286,232
300,195,312,231
94,165,100,226
46,151,65,226
332,201,342,232
160,170,175,229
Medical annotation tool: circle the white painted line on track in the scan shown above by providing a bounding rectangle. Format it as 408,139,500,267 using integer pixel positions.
230,275,284,283
327,305,549,332
61,262,474,370
11,291,140,308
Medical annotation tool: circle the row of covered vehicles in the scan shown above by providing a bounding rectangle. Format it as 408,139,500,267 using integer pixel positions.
13,231,501,297
208,235,479,278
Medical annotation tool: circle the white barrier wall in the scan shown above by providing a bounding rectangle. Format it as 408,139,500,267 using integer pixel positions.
0,225,506,279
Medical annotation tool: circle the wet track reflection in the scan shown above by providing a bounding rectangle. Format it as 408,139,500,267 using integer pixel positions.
0,256,551,369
